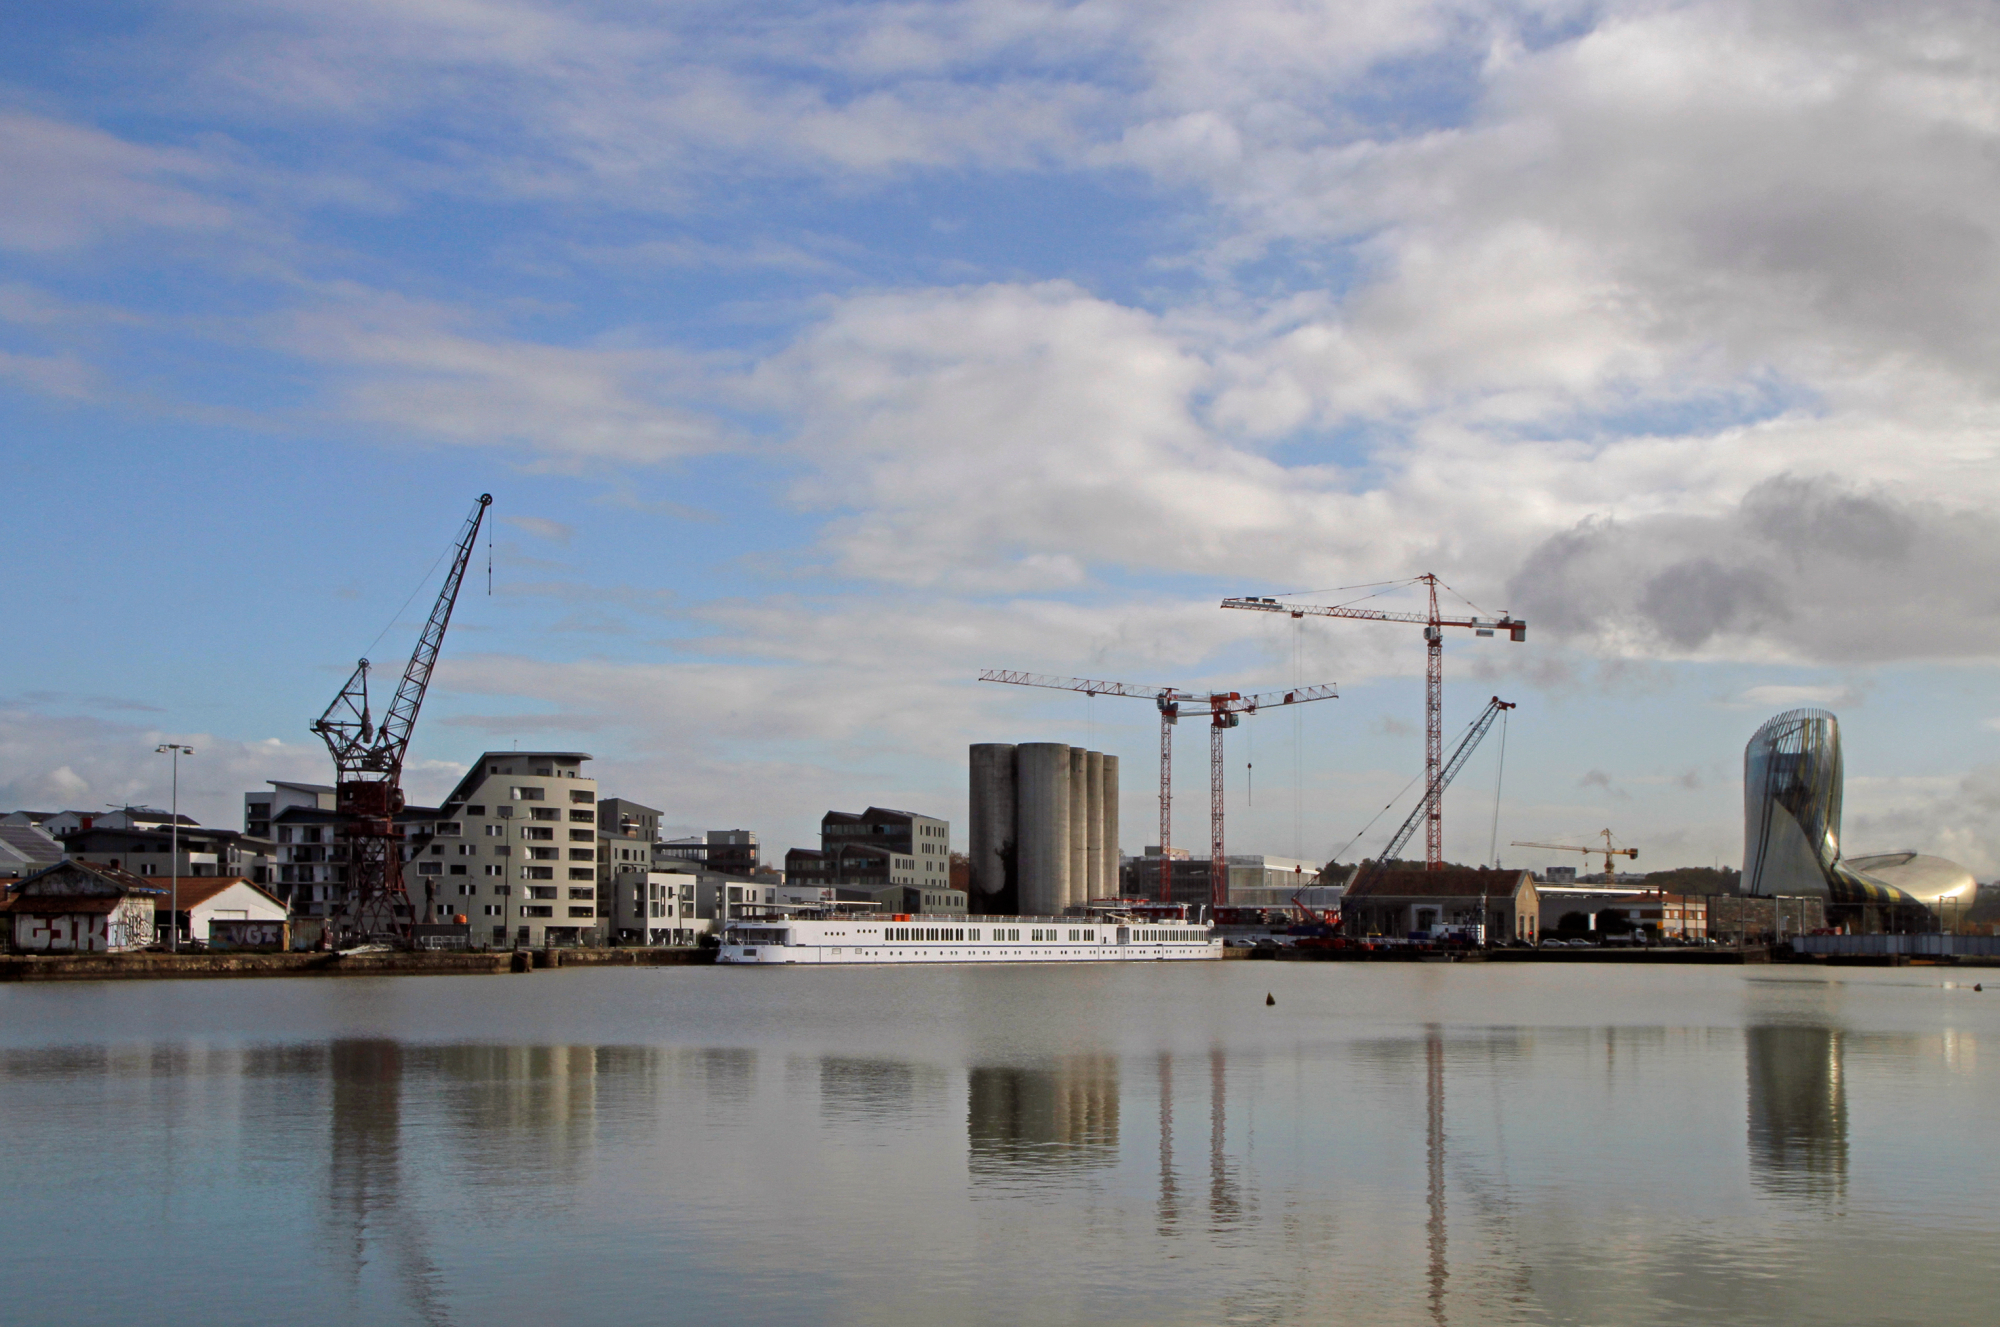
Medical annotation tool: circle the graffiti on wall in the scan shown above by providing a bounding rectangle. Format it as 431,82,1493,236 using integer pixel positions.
16,914,111,951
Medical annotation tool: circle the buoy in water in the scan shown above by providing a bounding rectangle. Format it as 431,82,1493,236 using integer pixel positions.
1266,992,1276,1006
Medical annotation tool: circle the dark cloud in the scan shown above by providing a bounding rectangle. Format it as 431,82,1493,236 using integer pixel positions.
1509,475,2000,663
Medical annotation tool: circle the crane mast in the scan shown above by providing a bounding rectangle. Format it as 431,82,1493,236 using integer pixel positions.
1223,575,1525,869
314,494,492,945
979,671,1337,906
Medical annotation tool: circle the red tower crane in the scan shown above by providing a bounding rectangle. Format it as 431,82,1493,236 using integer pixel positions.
1221,575,1524,870
313,494,492,945
978,671,1337,906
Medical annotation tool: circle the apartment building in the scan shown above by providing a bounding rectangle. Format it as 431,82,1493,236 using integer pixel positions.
595,797,709,945
410,751,600,947
267,801,437,917
62,824,275,886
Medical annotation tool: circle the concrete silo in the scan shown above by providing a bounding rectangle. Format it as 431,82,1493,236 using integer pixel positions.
1068,748,1089,910
1016,743,1073,916
1100,754,1119,900
968,743,1018,915
1083,750,1104,901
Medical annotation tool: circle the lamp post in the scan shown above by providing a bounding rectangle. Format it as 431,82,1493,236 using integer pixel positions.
155,744,193,951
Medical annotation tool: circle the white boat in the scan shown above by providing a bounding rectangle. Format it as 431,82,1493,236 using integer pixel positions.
717,914,1221,965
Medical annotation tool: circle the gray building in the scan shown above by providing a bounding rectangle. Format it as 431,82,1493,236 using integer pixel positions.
968,743,1119,916
786,807,949,893
0,821,64,879
244,781,335,840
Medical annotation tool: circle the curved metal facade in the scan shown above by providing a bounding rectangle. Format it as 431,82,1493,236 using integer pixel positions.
1742,709,1924,914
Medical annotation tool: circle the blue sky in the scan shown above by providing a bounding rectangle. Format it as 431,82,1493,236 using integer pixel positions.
6,0,2000,875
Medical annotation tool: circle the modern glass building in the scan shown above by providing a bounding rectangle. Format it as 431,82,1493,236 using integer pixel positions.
1742,709,1936,930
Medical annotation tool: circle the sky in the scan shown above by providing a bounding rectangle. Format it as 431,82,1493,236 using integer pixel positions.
5,0,2000,877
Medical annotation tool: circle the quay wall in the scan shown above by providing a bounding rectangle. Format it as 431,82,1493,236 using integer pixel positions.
0,947,716,983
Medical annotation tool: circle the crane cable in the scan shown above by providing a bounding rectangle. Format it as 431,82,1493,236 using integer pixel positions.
1487,708,1509,868
1328,704,1498,865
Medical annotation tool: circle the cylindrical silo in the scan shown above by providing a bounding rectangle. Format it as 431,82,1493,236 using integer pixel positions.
1084,750,1104,901
968,744,1017,915
1100,754,1120,899
1068,747,1089,912
1016,743,1072,917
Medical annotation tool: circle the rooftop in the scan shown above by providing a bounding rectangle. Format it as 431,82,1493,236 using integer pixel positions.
1345,867,1534,899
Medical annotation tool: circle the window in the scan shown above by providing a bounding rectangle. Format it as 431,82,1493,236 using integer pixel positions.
531,808,560,822
569,887,595,900
568,906,595,918
570,790,593,804
569,868,594,881
448,864,466,876
568,848,593,862
482,904,503,916
466,805,485,816
511,786,544,801
417,862,442,876
524,866,554,881
433,822,461,837
569,809,594,822
529,847,558,861
491,884,511,896
570,829,593,842
534,766,553,776
430,844,444,856
492,846,511,857
496,806,513,819
524,827,553,841
303,828,322,845
278,827,293,844
528,886,558,900
456,884,477,896
522,905,553,918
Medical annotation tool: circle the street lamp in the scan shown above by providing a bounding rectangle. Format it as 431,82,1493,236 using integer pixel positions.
155,744,193,951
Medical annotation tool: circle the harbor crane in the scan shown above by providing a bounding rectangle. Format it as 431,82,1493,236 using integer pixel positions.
978,671,1338,905
1222,574,1525,869
313,494,492,945
1511,829,1638,881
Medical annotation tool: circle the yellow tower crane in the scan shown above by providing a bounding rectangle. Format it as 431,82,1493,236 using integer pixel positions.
1511,829,1638,881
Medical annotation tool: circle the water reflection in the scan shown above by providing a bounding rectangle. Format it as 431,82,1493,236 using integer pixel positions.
967,1055,1120,1178
1745,1026,1847,1202
819,1057,945,1123
1425,1028,1447,1326
327,1040,451,1326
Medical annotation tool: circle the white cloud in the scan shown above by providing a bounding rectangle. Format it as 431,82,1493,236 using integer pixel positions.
283,292,735,463
504,514,574,545
0,113,230,252
0,707,329,828
1736,684,1860,709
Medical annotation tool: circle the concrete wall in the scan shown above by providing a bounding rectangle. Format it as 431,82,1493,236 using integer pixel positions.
1083,751,1104,901
968,744,1017,910
1016,743,1072,917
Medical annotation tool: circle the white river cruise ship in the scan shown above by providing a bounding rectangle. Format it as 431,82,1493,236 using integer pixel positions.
717,914,1221,965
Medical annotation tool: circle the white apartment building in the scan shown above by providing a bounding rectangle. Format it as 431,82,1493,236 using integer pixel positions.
412,751,600,947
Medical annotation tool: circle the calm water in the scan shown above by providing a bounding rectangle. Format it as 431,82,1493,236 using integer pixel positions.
1,963,1993,1326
